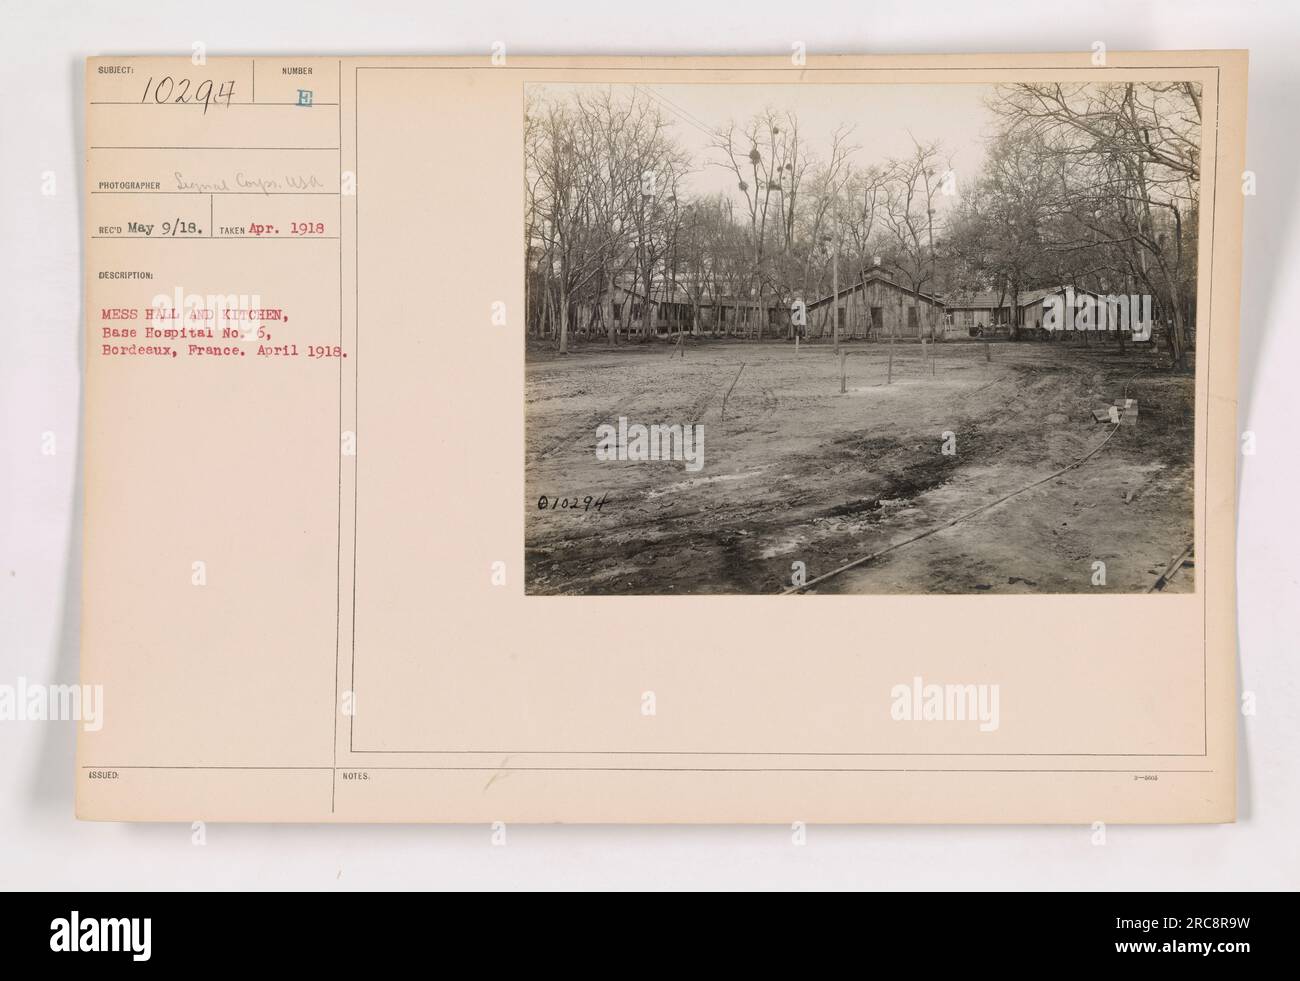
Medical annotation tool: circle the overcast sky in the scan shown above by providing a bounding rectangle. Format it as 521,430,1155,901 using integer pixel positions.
532,82,999,210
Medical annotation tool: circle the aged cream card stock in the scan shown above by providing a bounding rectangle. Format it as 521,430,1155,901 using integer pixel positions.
79,53,1245,822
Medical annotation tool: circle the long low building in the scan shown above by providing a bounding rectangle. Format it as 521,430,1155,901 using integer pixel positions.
805,273,1108,340
941,286,1105,336
557,270,1112,341
804,269,947,339
578,281,783,336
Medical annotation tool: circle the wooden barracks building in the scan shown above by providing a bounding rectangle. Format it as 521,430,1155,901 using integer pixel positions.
805,269,946,339
565,269,1099,342
806,272,1101,340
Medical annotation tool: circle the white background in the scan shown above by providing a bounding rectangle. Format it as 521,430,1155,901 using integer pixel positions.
1,0,1296,890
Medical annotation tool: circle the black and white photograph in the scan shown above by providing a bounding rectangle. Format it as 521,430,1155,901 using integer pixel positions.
525,80,1200,595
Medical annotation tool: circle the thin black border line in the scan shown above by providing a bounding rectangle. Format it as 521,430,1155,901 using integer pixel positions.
349,65,360,755
82,764,1213,774
342,63,1219,765
91,191,341,195
342,749,1211,757
1203,67,1220,755
354,65,1227,72
332,57,344,814
90,235,340,240
89,101,340,106
90,146,337,150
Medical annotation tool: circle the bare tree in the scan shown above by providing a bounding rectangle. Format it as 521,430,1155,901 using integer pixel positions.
880,138,950,341
989,82,1201,366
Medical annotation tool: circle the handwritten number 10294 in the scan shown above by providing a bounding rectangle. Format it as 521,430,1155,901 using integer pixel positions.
538,493,609,513
140,76,236,114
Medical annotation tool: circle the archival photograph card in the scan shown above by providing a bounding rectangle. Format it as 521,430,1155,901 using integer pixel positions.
78,52,1245,823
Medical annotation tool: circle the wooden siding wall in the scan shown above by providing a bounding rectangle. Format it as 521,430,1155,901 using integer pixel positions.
812,280,944,339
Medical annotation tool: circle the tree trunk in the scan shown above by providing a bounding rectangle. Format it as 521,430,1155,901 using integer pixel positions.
558,253,570,354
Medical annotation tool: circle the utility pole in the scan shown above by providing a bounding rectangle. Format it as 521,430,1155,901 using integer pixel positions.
831,241,840,354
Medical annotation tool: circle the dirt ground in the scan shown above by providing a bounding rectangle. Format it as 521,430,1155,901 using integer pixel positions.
524,337,1195,595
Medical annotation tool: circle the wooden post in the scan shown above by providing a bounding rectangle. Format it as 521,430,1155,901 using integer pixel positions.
795,334,800,357
887,336,894,385
985,340,991,363
721,362,746,421
840,349,847,394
